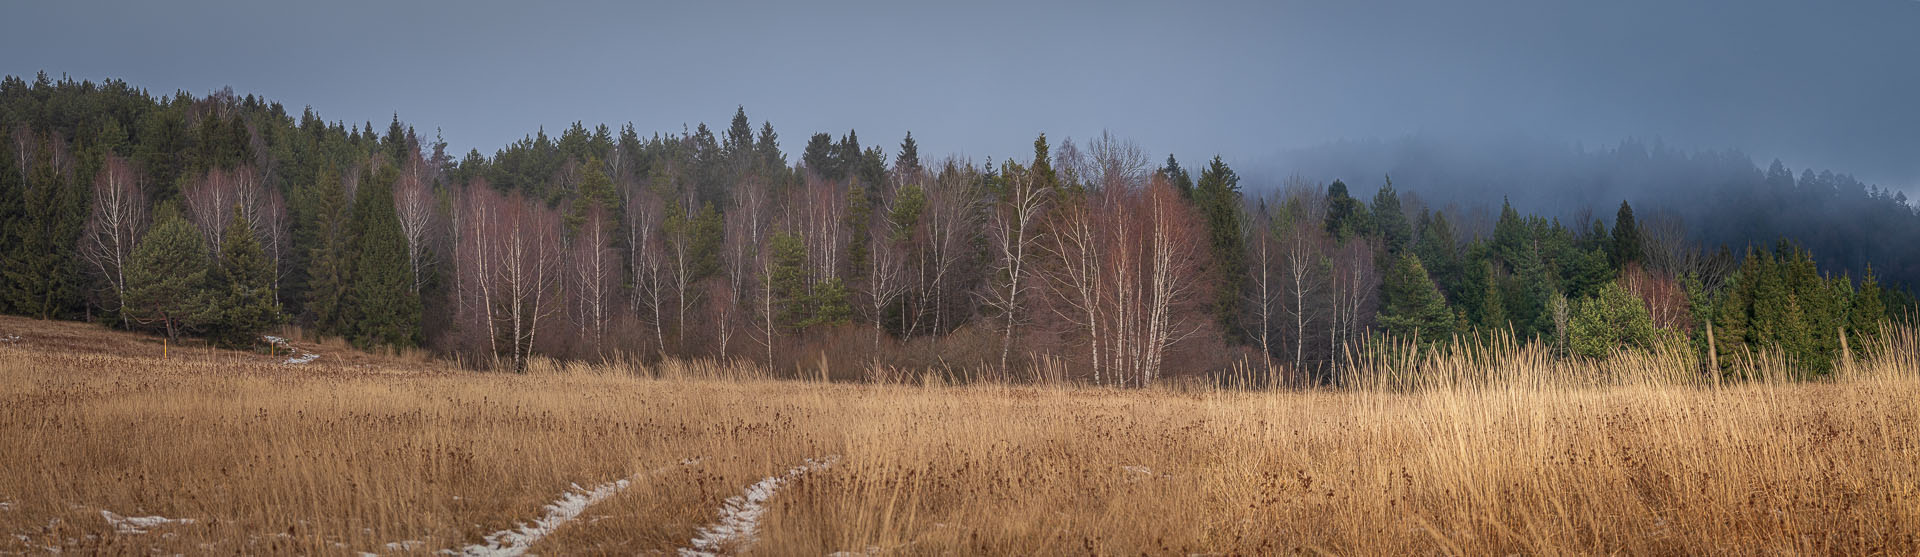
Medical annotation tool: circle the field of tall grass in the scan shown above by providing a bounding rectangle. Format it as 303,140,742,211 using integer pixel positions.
1,316,1916,555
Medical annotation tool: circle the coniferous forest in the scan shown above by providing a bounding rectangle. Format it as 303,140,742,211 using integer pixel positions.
1,73,1914,383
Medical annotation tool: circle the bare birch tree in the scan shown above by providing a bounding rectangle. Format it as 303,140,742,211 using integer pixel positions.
394,154,437,297
981,163,1049,373
81,155,146,327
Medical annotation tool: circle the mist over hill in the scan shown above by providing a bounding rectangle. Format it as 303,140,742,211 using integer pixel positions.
1249,134,1920,288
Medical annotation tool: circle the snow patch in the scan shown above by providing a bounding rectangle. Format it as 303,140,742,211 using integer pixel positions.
386,539,428,551
100,510,195,534
679,455,840,557
0,334,19,343
1120,465,1153,476
0,500,13,511
264,335,320,365
827,546,882,557
445,458,700,557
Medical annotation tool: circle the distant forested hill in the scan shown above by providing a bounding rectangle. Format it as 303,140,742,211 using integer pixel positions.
1258,135,1920,288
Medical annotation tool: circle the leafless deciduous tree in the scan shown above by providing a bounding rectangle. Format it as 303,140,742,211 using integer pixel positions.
1245,201,1279,376
981,164,1050,373
1045,176,1209,386
182,166,245,256
568,205,617,358
394,154,437,297
1086,130,1149,191
917,161,982,335
1328,238,1380,372
719,177,769,361
624,182,669,358
455,186,563,371
81,155,147,327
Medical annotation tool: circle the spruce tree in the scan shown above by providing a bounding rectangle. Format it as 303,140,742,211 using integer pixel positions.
0,140,22,315
1414,210,1461,298
1712,250,1757,372
566,158,617,234
895,131,921,175
1566,282,1657,359
1372,177,1412,255
344,166,421,348
756,121,783,174
1849,264,1887,346
811,277,852,327
1610,200,1642,268
302,168,353,333
843,184,872,288
692,203,724,280
1159,154,1194,199
1324,180,1369,240
803,133,838,180
1378,253,1455,343
724,106,754,158
1193,156,1245,341
768,232,811,331
207,207,282,347
1,137,89,319
124,208,212,341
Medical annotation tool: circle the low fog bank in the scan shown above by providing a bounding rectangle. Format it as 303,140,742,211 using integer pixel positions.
1244,134,1920,289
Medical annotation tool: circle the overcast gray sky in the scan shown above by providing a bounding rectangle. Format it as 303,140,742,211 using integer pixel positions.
4,0,1916,193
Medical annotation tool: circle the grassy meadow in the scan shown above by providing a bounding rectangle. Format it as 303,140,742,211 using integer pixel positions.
1,316,1917,555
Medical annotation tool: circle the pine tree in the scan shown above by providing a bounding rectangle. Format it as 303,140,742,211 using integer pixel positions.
207,207,282,347
724,106,754,158
1158,154,1194,199
1712,250,1757,372
755,121,783,174
1566,282,1657,359
1491,200,1530,270
1413,210,1461,298
768,232,811,331
124,208,212,341
0,139,23,315
1194,156,1245,340
1378,253,1454,343
1324,180,1369,240
566,158,617,234
1479,261,1507,333
692,203,724,280
810,277,852,327
344,166,421,348
895,131,921,176
1849,263,1887,346
1031,134,1062,198
803,133,837,180
1610,200,1642,268
1,135,89,320
1372,177,1411,255
301,168,353,333
843,184,872,288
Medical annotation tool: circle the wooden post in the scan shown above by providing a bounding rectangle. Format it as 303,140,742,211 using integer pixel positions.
162,338,168,360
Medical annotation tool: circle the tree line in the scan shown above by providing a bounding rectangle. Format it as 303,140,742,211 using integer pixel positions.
0,73,1910,383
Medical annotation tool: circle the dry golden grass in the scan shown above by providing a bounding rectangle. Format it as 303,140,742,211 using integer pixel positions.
0,316,1916,555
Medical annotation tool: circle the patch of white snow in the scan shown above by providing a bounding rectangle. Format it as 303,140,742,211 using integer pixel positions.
386,539,427,551
263,335,320,365
445,458,701,557
679,455,840,557
100,510,195,534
